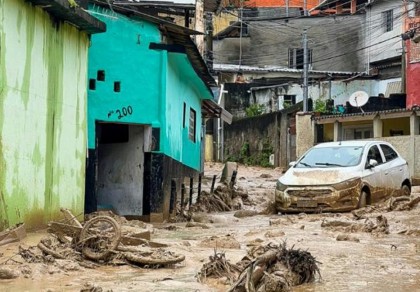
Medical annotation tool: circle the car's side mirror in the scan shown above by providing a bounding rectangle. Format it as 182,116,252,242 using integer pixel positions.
368,159,378,168
289,161,296,167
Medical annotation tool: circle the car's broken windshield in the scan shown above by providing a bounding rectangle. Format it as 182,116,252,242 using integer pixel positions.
296,146,363,168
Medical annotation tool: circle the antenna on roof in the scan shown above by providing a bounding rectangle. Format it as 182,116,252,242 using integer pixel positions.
348,91,369,113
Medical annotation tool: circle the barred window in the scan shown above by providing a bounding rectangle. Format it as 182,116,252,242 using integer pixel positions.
383,10,393,32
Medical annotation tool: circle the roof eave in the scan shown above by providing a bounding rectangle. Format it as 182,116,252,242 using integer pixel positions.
27,0,106,34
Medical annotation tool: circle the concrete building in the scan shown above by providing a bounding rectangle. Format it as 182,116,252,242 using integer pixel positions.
85,4,229,222
0,0,105,231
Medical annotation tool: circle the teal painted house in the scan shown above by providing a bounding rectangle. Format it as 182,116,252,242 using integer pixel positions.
85,4,224,221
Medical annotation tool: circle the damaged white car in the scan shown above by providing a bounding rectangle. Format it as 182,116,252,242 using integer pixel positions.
275,140,411,213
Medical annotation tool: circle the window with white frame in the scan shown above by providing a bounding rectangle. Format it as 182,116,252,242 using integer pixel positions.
383,10,393,32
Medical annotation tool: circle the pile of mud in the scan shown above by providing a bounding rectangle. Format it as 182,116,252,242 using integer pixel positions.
198,242,321,292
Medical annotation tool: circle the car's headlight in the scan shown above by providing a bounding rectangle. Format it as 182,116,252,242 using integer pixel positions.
276,180,287,191
332,178,361,190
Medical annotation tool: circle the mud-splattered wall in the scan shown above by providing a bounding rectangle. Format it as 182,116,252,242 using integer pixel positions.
0,0,92,230
224,105,301,169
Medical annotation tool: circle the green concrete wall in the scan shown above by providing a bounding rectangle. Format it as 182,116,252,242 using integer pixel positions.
87,6,212,171
0,0,89,230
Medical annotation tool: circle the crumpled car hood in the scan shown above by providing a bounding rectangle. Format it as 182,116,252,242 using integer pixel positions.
280,167,359,186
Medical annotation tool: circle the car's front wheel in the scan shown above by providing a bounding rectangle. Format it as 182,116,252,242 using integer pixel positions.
401,184,411,197
358,191,368,208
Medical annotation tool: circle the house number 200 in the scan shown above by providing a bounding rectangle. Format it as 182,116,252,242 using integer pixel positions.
116,106,133,119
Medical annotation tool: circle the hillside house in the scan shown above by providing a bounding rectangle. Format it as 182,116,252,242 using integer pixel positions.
85,4,229,222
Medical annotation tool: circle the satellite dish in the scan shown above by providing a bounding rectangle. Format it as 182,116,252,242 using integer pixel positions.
349,91,369,112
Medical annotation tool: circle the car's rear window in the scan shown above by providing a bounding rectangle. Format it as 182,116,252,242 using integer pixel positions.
296,146,364,168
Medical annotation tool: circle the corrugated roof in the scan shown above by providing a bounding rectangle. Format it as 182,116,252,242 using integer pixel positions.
213,63,364,76
111,0,222,12
313,108,413,121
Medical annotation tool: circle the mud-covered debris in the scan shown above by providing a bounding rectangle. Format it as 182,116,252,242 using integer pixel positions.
198,251,242,284
199,235,241,249
18,245,44,263
38,237,74,260
388,195,420,211
226,242,321,292
321,216,389,235
269,217,294,226
260,173,272,178
351,206,378,219
265,230,285,238
398,229,420,236
0,223,26,247
80,282,103,292
234,210,258,218
162,225,177,231
186,222,210,229
0,266,20,279
190,183,250,214
124,248,185,267
336,234,360,242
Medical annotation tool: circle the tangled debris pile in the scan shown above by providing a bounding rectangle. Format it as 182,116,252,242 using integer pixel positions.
0,209,185,279
191,184,249,213
199,242,321,292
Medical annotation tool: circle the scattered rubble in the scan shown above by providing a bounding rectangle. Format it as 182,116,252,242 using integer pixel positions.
1,209,186,279
199,242,321,292
198,251,241,284
321,215,389,234
199,235,241,249
0,266,20,279
336,234,360,242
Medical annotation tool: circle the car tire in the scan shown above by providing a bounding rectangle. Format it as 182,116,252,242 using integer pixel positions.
358,191,368,209
401,185,411,197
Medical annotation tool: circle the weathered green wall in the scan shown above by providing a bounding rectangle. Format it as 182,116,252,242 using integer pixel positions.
0,0,89,230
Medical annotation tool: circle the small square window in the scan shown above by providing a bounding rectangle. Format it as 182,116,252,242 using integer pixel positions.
114,81,121,92
89,79,96,90
97,70,105,81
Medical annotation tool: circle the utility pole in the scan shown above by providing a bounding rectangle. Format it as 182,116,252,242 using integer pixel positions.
304,0,308,16
303,29,308,112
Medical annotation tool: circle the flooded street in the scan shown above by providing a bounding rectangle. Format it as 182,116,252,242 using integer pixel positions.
1,163,419,291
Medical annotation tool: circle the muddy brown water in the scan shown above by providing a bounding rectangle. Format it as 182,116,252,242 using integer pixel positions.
0,164,419,291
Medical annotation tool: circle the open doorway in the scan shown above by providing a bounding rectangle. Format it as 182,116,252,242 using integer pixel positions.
96,123,145,216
